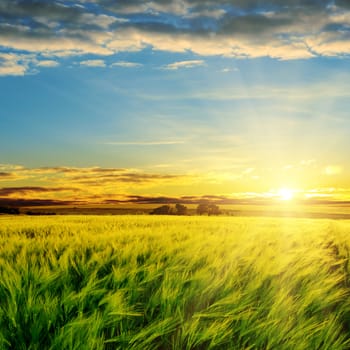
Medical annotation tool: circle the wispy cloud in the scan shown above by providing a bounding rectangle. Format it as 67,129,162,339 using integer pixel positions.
111,61,143,68
36,60,59,68
163,60,205,70
0,165,191,199
220,67,239,73
104,140,186,145
324,165,343,176
79,59,106,67
0,186,80,197
133,79,350,102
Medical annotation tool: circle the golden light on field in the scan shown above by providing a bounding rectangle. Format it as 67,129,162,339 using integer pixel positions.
277,188,294,201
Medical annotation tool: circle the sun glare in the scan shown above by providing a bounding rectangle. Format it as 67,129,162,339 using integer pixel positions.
278,188,294,201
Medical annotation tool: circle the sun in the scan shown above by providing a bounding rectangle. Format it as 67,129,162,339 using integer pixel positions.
278,188,294,201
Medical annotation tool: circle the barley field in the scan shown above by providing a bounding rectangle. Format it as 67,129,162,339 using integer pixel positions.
1,215,350,349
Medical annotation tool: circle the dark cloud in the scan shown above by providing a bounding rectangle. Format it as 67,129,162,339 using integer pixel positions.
99,0,338,22
0,0,81,19
335,0,350,9
0,170,23,180
1,165,185,185
0,198,74,206
0,172,14,178
219,13,295,37
98,0,334,14
88,167,126,173
117,172,181,182
1,0,350,67
0,0,119,51
121,194,253,204
110,194,350,208
34,166,126,174
70,172,183,185
0,186,80,196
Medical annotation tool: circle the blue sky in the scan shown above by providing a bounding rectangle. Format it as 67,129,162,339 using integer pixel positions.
1,0,350,204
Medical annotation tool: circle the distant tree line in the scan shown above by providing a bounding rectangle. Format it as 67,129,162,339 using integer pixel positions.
150,203,221,216
25,211,56,216
150,203,188,215
0,206,20,215
196,203,221,216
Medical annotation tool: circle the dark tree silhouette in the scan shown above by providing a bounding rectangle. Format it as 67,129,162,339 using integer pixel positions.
175,203,187,215
150,205,173,215
196,203,209,215
196,203,221,216
0,206,19,215
208,204,221,216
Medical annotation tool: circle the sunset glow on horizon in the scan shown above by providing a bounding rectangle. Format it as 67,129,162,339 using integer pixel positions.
277,189,294,201
1,1,350,206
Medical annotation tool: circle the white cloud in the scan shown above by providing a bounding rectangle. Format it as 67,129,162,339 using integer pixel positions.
163,59,205,70
36,60,59,67
0,33,114,57
0,53,28,76
220,67,239,73
111,61,142,68
79,59,106,67
0,63,27,76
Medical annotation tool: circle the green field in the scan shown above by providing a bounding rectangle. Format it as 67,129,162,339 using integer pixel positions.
1,215,350,349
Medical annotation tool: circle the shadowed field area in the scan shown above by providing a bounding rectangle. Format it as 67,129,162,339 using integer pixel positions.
1,215,350,349
15,202,350,220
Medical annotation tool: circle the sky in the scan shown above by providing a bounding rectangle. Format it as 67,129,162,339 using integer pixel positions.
1,0,350,205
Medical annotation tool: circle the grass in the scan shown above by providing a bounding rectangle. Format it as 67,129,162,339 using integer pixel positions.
1,215,350,349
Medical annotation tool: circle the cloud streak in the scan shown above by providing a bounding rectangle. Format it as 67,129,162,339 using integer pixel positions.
163,60,205,70
104,140,186,145
79,59,106,67
0,165,190,193
0,186,80,197
36,60,59,67
111,61,142,68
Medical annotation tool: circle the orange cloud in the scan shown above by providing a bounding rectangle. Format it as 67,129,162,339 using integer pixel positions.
1,164,350,205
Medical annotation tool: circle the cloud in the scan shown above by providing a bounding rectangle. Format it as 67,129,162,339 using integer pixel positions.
0,172,18,180
0,0,120,29
0,53,29,76
0,0,350,68
70,172,182,185
79,13,125,28
134,79,350,102
1,163,350,206
0,186,80,197
324,165,343,176
79,59,106,67
104,140,186,145
35,60,59,67
0,164,25,171
220,67,239,73
111,61,142,68
101,0,188,16
163,60,205,70
0,164,190,189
